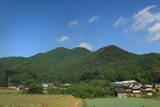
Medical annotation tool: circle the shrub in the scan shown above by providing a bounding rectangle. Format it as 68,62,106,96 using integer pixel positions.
22,84,43,94
27,84,43,94
47,88,66,94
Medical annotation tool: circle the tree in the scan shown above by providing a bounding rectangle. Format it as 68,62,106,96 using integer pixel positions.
0,71,8,87
27,84,43,94
22,80,43,94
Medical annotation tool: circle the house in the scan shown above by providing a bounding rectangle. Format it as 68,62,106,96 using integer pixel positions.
131,86,141,96
142,85,153,96
59,83,72,89
114,80,142,97
154,83,160,92
64,83,72,87
42,83,54,89
114,80,137,88
114,80,136,85
154,84,160,97
131,89,141,97
122,80,137,84
129,83,142,90
114,80,156,97
128,82,142,97
116,89,128,98
8,85,21,91
114,82,124,88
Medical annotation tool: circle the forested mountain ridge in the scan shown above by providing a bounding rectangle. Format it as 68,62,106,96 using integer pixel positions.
0,45,160,86
79,46,160,83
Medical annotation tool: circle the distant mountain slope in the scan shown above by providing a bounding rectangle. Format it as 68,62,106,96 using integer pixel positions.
0,47,92,84
78,45,139,80
0,45,160,86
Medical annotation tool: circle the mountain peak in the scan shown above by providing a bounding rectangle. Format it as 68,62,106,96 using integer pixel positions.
54,47,68,50
72,47,91,51
93,45,137,61
105,45,119,48
96,45,122,52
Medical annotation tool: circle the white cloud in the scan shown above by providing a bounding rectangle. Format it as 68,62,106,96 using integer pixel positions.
68,21,79,26
148,33,160,42
115,5,160,42
114,17,127,27
147,23,160,42
56,36,69,42
88,16,99,23
131,5,160,42
148,23,160,33
78,42,93,51
131,5,160,32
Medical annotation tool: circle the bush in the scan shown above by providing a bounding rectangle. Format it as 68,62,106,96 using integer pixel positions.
28,84,43,94
21,79,43,94
67,83,115,98
22,84,43,94
47,88,66,94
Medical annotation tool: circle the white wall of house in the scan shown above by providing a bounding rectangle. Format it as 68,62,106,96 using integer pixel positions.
117,93,127,98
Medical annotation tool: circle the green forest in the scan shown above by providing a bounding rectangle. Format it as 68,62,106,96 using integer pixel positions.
0,45,160,86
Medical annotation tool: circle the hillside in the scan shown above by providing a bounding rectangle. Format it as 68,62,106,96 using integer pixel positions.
79,46,160,83
0,47,92,85
0,45,160,86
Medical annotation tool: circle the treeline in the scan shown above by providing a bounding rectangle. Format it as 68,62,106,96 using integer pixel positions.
21,80,116,98
48,84,115,98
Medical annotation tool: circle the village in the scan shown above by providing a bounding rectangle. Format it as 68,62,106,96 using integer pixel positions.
114,80,160,98
7,80,160,98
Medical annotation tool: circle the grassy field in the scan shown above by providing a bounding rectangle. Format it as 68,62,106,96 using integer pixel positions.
0,88,82,107
1,88,160,107
85,98,160,107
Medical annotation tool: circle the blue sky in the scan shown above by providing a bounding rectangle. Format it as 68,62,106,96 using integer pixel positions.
0,0,160,57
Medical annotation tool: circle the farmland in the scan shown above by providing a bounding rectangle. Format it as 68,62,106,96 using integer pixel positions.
0,94,82,107
0,88,160,107
0,89,82,107
85,98,160,107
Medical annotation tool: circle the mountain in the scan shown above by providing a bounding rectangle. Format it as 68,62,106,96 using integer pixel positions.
0,45,160,86
79,46,160,83
0,47,92,84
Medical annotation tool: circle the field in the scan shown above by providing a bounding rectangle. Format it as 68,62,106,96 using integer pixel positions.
0,89,82,107
1,88,160,107
85,98,160,107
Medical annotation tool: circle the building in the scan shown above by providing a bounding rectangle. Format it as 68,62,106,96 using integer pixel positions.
154,83,160,92
8,85,21,91
129,83,142,89
114,80,156,97
129,83,142,97
114,80,136,86
42,83,54,89
142,85,153,96
116,89,128,98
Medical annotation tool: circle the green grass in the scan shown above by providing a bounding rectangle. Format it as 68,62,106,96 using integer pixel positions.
85,98,160,107
0,88,18,95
